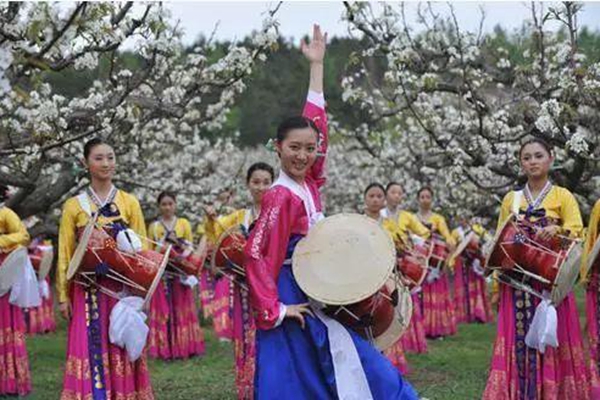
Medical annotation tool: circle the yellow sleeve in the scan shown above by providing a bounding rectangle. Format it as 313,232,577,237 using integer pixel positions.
496,192,513,232
451,229,460,244
407,213,431,239
57,200,78,304
558,188,583,239
436,215,455,246
0,208,30,250
182,219,193,243
581,200,600,281
127,195,148,248
204,210,244,244
147,222,158,250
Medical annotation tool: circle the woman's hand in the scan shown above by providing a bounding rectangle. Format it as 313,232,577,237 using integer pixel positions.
59,301,71,321
536,225,560,241
301,24,327,65
285,303,314,329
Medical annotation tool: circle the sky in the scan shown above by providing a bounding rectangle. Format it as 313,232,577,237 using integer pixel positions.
165,1,600,44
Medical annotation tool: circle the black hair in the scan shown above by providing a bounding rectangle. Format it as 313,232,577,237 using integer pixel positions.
417,186,434,198
0,184,8,202
385,181,403,194
157,191,177,204
364,182,385,197
83,137,111,160
246,162,275,183
518,137,553,159
276,116,319,143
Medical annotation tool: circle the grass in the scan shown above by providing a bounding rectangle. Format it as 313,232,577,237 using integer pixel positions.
22,286,588,399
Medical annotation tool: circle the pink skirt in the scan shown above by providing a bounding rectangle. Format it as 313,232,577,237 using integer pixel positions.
199,270,214,320
421,271,457,338
212,278,233,340
0,292,31,396
584,275,600,398
400,292,428,354
453,257,492,324
483,283,592,399
383,339,410,375
148,278,205,360
61,280,154,400
25,277,56,335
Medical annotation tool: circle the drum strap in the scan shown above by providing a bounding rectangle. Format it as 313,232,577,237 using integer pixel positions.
511,190,523,216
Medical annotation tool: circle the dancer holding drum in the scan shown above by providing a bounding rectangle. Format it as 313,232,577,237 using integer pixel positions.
244,24,417,399
416,186,458,339
204,161,274,399
381,182,430,354
147,191,205,360
0,196,32,397
483,138,591,399
450,216,493,324
363,183,410,374
57,138,154,400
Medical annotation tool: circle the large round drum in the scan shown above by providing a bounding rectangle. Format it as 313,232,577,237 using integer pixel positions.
485,214,582,305
0,246,28,296
67,219,170,305
292,213,396,305
29,244,54,281
428,233,449,268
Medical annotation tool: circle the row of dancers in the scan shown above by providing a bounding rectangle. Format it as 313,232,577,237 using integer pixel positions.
2,23,600,399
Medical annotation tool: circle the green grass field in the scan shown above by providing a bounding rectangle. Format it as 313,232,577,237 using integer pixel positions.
23,287,588,399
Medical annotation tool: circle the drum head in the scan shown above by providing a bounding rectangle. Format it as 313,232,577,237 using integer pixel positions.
37,246,54,281
585,237,600,279
292,213,395,305
0,246,28,294
67,219,96,280
552,242,582,305
375,280,413,351
144,245,171,307
484,214,516,276
450,232,476,261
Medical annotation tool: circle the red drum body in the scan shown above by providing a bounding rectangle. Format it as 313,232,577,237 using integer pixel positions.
67,221,170,304
397,254,428,290
428,234,449,267
211,226,247,277
485,214,582,305
166,238,206,277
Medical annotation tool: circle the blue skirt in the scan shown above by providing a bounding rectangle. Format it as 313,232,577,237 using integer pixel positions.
254,237,418,400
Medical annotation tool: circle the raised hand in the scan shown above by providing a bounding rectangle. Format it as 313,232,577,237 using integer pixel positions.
300,24,327,64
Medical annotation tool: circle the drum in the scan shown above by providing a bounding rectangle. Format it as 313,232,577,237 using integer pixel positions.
396,235,431,290
428,233,450,268
67,218,170,305
210,225,247,279
484,213,582,305
449,231,477,261
29,244,54,281
164,236,207,277
292,213,412,350
0,246,28,296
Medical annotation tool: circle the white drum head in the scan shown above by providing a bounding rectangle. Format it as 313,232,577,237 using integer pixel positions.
585,237,600,279
0,246,28,294
67,219,96,280
375,281,413,351
37,246,54,281
292,213,395,305
552,242,582,305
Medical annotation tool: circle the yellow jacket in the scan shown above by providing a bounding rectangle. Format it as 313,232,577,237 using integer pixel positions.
0,207,30,251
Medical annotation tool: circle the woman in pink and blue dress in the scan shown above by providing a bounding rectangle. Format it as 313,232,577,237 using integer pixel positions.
244,25,417,399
